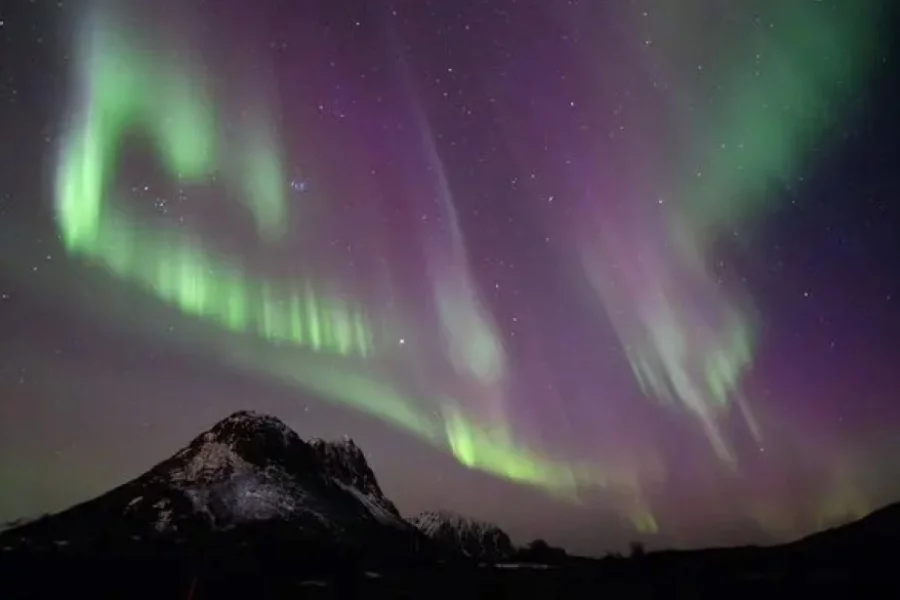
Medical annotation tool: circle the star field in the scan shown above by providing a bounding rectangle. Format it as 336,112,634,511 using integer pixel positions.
1,0,900,555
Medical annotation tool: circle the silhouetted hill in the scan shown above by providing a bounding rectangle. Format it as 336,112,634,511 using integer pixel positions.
512,538,569,564
791,502,900,551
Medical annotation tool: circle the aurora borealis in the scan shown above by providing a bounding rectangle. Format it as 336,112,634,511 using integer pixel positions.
1,0,900,554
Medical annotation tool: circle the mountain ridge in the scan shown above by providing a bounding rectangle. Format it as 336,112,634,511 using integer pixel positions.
0,410,419,556
5,410,900,565
410,508,515,561
4,410,900,596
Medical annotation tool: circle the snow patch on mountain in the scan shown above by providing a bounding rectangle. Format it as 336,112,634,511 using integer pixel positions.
336,482,401,526
170,440,250,485
153,499,174,532
309,436,403,522
410,509,514,561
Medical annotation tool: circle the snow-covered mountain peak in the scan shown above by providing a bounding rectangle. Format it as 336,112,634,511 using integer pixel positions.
205,410,301,450
167,411,319,482
310,438,371,488
415,509,469,528
169,440,249,485
0,411,448,560
410,509,514,561
308,437,401,519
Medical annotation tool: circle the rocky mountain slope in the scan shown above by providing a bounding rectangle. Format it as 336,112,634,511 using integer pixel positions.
308,436,403,523
0,411,418,556
410,509,514,561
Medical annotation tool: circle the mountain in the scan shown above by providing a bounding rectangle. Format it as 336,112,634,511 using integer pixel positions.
309,436,403,523
410,509,514,561
4,409,900,597
0,410,417,557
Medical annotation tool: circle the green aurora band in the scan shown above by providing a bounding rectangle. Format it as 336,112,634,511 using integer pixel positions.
53,6,650,513
54,14,375,358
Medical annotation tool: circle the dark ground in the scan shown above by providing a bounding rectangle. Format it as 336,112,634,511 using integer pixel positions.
2,540,898,599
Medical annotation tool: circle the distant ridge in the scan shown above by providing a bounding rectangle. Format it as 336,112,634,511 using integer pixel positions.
410,509,514,561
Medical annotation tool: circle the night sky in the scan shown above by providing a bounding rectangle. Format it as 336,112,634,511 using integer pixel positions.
2,0,900,556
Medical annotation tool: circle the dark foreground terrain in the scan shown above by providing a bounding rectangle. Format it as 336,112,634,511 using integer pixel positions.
2,541,899,599
2,411,900,598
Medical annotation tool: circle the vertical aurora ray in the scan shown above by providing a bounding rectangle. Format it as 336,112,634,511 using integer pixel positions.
392,37,510,433
412,94,521,473
578,2,883,462
236,109,289,243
